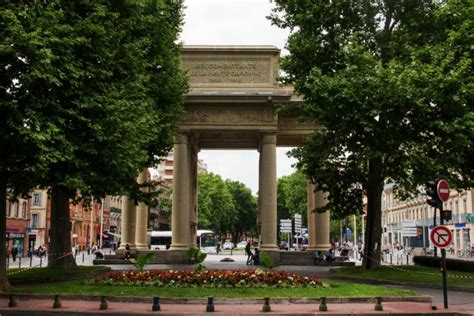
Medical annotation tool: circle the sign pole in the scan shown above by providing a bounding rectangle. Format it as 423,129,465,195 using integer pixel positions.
439,202,448,309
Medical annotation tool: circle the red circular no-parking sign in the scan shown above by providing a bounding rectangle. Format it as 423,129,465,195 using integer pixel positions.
430,225,452,248
437,180,450,202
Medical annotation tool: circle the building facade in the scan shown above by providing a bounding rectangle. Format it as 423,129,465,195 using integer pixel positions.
29,189,49,251
6,196,30,256
382,184,474,255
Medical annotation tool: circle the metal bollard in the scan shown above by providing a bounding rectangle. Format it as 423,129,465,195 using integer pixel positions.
100,296,108,310
8,295,17,307
152,297,161,311
374,297,383,311
406,255,409,265
262,297,271,312
206,296,215,312
319,297,328,311
82,253,85,263
40,257,42,267
390,254,392,265
53,295,62,308
30,256,33,267
18,258,21,269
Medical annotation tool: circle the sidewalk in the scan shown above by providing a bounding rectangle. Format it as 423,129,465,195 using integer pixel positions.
1,297,472,316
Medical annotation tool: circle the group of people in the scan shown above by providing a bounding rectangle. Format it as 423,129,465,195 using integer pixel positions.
245,241,260,265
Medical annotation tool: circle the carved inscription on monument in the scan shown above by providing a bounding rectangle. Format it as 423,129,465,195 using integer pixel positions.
182,107,277,125
182,58,271,85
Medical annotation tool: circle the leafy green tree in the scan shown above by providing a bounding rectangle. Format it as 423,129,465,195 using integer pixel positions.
277,170,307,226
271,0,473,268
1,0,186,275
226,180,258,242
197,173,236,238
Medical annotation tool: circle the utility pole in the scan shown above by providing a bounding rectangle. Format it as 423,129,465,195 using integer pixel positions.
99,198,104,249
90,198,95,248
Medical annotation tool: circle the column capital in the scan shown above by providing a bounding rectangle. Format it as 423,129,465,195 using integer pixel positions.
260,133,277,145
174,133,189,144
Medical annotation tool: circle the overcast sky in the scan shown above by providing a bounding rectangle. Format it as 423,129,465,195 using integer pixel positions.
180,0,295,195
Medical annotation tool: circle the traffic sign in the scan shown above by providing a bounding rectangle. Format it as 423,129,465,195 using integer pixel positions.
430,225,452,248
437,180,450,202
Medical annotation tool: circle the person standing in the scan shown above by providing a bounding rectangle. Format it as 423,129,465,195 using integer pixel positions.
11,246,18,262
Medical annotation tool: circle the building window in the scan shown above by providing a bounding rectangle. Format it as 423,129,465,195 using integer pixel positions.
31,213,39,228
14,203,19,218
32,193,41,207
22,202,27,218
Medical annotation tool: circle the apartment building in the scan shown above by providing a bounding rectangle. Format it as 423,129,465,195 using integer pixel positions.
382,184,474,255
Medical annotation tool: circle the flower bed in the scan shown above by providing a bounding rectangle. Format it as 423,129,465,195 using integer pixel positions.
92,269,321,288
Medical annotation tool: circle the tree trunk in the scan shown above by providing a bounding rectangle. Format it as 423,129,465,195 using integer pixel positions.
48,186,77,269
362,158,384,269
0,174,11,291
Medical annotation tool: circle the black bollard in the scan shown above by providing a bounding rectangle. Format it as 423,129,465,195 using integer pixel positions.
40,257,42,267
374,297,383,311
262,297,271,312
53,295,61,308
319,297,327,311
100,296,108,310
18,258,21,269
82,253,85,263
30,256,33,267
206,296,215,312
8,295,17,308
152,297,161,311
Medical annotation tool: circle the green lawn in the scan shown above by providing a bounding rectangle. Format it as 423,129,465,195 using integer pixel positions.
334,266,474,287
9,279,415,298
7,266,108,283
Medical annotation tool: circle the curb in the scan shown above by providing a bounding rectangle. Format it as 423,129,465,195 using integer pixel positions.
0,294,432,304
330,272,474,293
8,267,111,286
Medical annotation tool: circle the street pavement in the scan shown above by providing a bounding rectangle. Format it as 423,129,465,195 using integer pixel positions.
6,251,474,315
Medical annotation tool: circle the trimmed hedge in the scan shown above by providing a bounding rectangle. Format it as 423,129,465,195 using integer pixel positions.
413,256,474,273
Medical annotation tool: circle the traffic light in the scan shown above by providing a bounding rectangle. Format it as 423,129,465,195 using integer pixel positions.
443,210,452,222
425,180,441,208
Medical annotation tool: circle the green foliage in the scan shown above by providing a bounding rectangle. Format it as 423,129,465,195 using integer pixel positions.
128,253,156,272
259,252,277,271
187,248,207,271
225,180,258,240
270,0,473,268
0,0,187,272
277,170,307,225
197,173,236,236
413,256,474,273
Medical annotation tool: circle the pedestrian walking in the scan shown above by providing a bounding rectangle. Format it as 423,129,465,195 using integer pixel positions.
245,241,253,265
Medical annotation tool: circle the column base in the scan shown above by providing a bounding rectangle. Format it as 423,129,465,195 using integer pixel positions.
135,243,149,252
307,244,332,252
117,245,137,255
166,249,190,264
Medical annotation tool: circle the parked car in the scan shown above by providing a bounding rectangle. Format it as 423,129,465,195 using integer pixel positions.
236,241,248,249
223,241,234,250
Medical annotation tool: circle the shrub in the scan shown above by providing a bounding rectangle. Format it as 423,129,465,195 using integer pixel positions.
128,253,156,272
413,256,474,272
187,248,207,271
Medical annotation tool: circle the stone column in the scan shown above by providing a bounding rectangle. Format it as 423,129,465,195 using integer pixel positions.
170,134,191,257
314,190,331,251
307,181,317,250
189,140,198,248
259,134,279,252
119,195,136,252
135,169,149,251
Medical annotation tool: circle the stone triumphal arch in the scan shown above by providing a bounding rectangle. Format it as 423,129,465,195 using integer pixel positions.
120,46,331,264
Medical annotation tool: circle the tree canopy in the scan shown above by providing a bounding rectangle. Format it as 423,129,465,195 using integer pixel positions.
270,0,473,268
197,173,257,241
277,170,307,226
1,0,186,277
